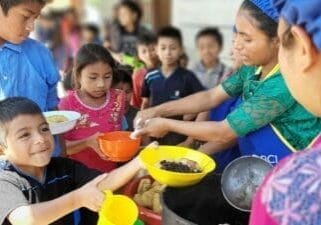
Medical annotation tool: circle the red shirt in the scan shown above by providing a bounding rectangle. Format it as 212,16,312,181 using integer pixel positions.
131,67,147,108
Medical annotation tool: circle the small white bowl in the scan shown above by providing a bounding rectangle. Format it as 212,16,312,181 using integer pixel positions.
43,110,81,135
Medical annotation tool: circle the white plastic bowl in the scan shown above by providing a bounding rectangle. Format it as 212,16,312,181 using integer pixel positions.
43,110,81,135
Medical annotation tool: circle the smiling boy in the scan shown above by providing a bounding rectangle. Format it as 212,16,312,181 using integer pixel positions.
0,97,144,225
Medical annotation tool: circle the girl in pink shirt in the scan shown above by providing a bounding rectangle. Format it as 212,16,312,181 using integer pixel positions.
59,43,126,172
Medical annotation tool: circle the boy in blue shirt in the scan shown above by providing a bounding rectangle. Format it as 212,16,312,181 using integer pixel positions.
141,26,204,145
0,0,61,156
0,97,146,225
191,27,230,89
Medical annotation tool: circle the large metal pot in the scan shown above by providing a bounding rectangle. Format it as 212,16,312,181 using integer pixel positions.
160,173,249,225
161,191,197,225
221,156,273,212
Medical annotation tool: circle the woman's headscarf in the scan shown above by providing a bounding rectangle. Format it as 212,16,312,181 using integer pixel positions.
272,0,321,51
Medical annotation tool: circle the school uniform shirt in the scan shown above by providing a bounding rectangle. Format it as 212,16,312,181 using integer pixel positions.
222,65,321,150
141,67,205,145
0,157,101,225
141,67,205,107
191,60,230,89
0,38,60,111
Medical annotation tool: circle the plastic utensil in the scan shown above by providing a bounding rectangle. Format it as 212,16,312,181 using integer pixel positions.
98,190,138,225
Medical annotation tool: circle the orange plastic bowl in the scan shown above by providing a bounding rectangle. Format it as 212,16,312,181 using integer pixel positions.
98,131,141,161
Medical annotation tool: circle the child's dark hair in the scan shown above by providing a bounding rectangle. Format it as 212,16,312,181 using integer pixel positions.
157,26,183,46
72,43,116,89
0,97,42,147
62,70,73,91
0,0,51,15
240,0,278,38
119,0,142,23
82,23,100,37
196,27,223,48
113,65,133,88
137,33,157,46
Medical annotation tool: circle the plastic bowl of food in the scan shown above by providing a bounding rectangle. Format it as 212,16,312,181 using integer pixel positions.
123,176,162,225
139,146,216,187
98,131,141,162
43,110,81,135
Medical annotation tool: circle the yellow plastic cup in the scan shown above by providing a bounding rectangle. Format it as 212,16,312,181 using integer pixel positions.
97,190,138,225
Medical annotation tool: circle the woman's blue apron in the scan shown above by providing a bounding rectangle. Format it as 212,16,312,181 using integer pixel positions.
209,97,296,172
209,98,241,173
232,97,295,166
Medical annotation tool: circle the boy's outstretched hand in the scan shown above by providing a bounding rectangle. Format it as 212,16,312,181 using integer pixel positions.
77,173,108,212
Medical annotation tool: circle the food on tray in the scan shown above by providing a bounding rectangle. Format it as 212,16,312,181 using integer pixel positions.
133,178,165,214
157,158,202,173
46,115,68,124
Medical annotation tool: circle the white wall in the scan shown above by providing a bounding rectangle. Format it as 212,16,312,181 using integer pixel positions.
172,0,243,66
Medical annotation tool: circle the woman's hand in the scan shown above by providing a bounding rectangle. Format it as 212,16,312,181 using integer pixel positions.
132,118,169,139
134,107,159,129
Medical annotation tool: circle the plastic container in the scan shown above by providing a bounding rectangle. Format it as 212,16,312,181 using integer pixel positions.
98,190,138,225
43,110,80,135
98,131,141,162
123,176,162,225
139,146,215,187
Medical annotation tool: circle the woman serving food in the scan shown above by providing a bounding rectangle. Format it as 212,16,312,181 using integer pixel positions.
133,0,321,169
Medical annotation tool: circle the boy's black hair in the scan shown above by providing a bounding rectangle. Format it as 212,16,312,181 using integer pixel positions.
0,0,51,15
73,43,117,89
82,23,100,37
157,26,183,46
119,0,142,22
137,33,157,46
240,0,278,38
113,65,133,88
196,27,223,48
0,97,43,147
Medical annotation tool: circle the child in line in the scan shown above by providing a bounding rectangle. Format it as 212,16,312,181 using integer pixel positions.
0,97,147,225
80,23,102,45
0,0,62,156
105,0,150,62
179,52,189,69
59,43,127,172
191,27,230,89
132,33,159,109
113,66,139,131
141,26,205,145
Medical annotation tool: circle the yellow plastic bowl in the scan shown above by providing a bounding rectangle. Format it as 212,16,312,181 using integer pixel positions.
139,146,216,187
98,191,138,225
